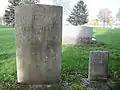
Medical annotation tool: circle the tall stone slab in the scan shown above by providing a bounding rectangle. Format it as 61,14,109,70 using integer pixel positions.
15,4,63,84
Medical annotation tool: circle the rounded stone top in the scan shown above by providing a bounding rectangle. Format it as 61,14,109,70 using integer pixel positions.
20,0,40,4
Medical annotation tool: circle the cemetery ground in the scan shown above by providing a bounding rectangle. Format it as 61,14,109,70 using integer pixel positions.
0,27,120,90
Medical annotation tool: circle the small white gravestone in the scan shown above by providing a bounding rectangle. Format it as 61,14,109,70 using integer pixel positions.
75,25,93,44
62,25,93,45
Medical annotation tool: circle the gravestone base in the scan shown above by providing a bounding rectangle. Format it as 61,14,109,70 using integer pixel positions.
81,78,112,90
16,84,65,90
76,37,92,44
76,37,97,45
62,37,95,45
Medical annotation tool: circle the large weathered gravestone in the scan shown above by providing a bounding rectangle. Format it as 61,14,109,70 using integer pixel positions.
82,51,110,89
15,4,62,84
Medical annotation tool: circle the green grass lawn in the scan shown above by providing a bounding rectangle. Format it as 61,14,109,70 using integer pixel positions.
0,27,120,90
93,28,120,46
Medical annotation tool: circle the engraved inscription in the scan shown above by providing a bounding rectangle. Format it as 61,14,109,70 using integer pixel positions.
20,24,55,43
91,52,105,64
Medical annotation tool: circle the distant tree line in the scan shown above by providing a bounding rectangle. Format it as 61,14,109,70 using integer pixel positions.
4,0,88,27
3,0,120,27
89,8,120,27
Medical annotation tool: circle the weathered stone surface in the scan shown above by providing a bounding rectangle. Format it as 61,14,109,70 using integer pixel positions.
81,51,110,90
62,25,93,45
15,4,62,84
88,51,109,82
76,37,92,44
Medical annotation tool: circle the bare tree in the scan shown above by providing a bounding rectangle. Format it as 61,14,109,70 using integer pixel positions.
97,8,112,26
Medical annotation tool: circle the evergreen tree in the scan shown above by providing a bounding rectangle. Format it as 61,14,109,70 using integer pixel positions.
67,0,88,26
3,0,21,27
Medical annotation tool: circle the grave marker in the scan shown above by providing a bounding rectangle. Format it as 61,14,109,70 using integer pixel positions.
15,4,62,84
82,51,110,89
88,51,109,82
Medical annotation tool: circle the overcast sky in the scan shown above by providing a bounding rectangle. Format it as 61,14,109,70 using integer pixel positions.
0,0,120,18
